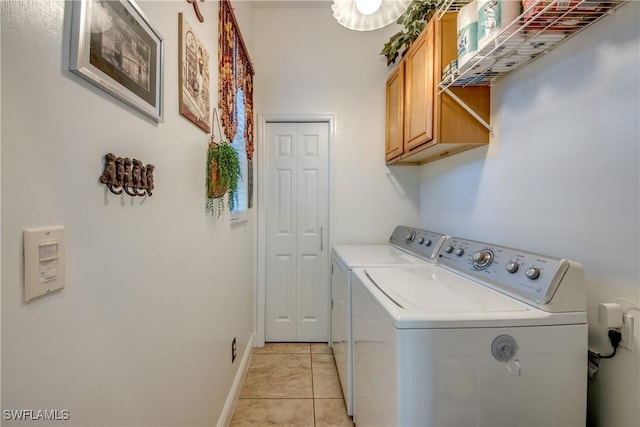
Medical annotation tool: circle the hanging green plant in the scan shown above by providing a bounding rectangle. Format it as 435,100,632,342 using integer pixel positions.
206,141,241,215
380,0,442,66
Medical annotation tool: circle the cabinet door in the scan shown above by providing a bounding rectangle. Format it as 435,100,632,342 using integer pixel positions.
385,62,404,162
404,20,434,151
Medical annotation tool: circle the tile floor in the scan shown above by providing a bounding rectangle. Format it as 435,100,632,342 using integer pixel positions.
230,343,353,426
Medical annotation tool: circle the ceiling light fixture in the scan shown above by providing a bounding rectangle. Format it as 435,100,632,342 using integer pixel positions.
332,0,412,31
356,0,382,15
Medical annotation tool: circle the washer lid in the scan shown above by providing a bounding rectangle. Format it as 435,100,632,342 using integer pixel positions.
357,266,586,328
367,266,526,313
332,245,429,269
366,268,527,313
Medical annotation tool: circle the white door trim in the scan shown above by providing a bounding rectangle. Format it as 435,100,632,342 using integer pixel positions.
256,113,336,347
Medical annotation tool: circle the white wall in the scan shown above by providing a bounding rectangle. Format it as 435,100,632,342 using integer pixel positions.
1,1,255,425
0,2,3,409
251,4,420,246
419,3,639,426
4,0,636,424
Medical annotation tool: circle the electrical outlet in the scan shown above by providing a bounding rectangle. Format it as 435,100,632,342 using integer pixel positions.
232,337,237,363
620,314,635,351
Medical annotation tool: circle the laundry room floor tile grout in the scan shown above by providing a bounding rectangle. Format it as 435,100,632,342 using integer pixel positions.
229,343,353,426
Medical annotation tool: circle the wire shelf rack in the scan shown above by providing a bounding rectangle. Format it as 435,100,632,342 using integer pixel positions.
437,0,629,90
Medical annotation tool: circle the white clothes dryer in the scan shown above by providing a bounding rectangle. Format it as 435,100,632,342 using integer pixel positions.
330,226,446,416
352,236,587,427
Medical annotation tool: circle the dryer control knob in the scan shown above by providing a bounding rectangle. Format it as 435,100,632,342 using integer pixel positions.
424,239,432,247
406,232,416,243
445,245,454,254
472,250,493,269
418,237,425,245
525,267,541,280
454,248,465,257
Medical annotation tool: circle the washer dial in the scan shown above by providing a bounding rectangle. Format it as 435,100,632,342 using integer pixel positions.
505,261,519,273
525,267,541,280
472,249,494,269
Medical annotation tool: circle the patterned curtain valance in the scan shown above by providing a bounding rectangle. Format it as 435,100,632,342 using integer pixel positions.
219,0,255,160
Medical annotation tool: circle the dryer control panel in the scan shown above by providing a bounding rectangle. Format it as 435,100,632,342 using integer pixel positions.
389,226,447,261
437,237,585,312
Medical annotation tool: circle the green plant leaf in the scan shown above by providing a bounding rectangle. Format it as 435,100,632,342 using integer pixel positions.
380,0,442,66
206,141,242,216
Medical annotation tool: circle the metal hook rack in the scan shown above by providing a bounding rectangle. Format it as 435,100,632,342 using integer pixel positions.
100,153,155,197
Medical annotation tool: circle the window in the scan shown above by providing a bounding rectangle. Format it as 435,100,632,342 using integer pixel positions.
230,88,248,221
219,0,254,219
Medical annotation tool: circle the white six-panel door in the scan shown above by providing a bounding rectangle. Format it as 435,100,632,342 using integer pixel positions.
265,122,329,342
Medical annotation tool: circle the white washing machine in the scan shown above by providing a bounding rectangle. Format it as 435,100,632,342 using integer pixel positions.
352,236,588,427
330,226,446,416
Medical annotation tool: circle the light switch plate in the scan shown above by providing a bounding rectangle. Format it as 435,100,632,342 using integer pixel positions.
23,226,65,302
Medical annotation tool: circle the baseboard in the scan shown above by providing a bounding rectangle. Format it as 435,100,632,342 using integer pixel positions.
217,332,255,427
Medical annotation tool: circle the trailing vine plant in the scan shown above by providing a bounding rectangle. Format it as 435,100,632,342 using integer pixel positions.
206,141,241,216
380,0,442,66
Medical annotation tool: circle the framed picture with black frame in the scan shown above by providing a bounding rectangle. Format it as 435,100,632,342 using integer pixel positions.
69,0,164,122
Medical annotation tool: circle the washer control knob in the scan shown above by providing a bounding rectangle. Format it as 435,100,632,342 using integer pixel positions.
406,232,416,243
418,237,425,245
454,248,465,257
505,261,519,274
472,250,493,269
425,239,432,246
445,245,454,254
525,267,541,280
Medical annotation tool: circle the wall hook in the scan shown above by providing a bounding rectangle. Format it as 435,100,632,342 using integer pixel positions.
187,0,205,22
100,153,155,197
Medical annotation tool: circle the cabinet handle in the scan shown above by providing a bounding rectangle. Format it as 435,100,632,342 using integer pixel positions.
321,227,324,252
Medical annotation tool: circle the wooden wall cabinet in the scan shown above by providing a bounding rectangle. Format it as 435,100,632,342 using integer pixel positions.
385,12,490,165
385,62,405,161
